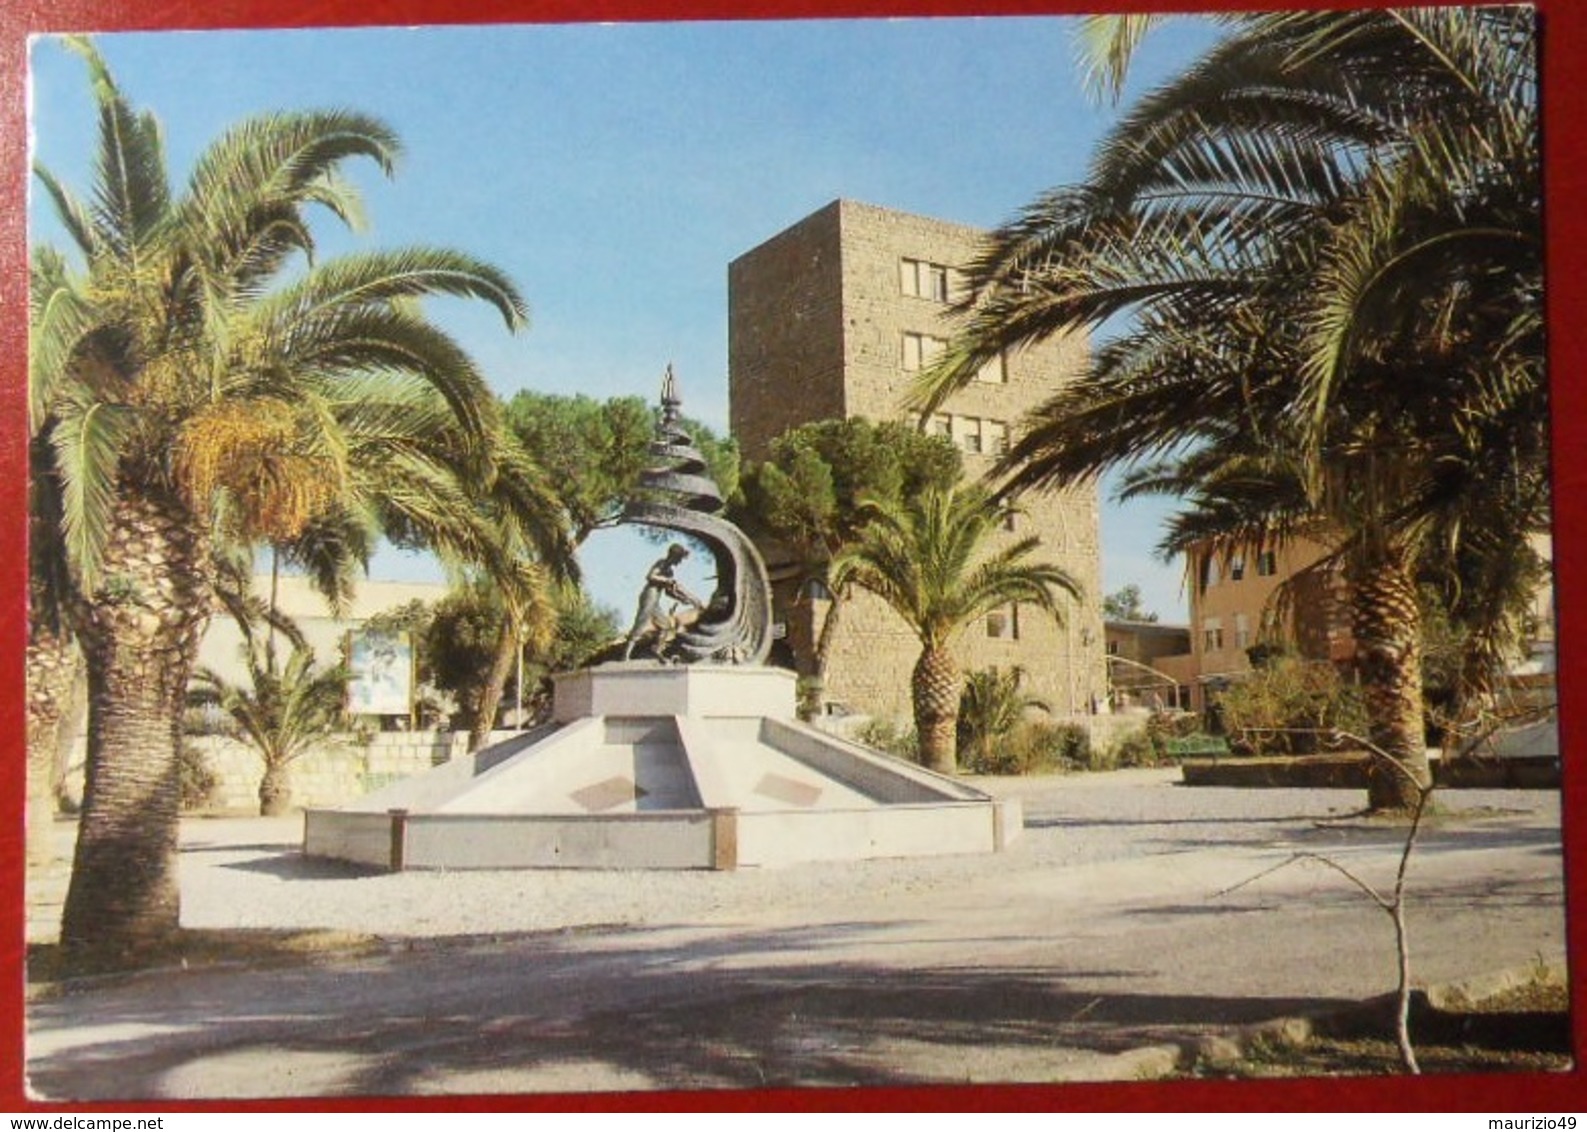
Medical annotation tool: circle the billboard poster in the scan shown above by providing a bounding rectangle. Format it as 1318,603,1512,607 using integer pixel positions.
345,629,413,717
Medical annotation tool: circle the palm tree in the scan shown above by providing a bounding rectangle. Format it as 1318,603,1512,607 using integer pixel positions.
913,9,1542,810
190,632,346,816
31,39,560,958
735,418,962,712
27,246,92,862
957,666,1049,774
829,485,1079,774
464,564,558,754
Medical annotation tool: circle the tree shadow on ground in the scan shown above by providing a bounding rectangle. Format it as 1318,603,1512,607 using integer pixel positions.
216,853,387,880
1023,817,1561,863
26,920,1362,1101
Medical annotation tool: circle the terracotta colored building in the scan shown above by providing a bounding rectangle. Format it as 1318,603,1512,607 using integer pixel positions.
1181,538,1349,711
1185,531,1555,712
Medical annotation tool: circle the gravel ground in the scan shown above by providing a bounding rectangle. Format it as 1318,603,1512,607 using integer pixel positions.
26,769,1567,1099
30,767,1559,943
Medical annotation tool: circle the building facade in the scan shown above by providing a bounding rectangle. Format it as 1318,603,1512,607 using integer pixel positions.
1104,620,1196,712
728,199,1107,724
1183,538,1351,710
1185,531,1556,713
196,573,448,693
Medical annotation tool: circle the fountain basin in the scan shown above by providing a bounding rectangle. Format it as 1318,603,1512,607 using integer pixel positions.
303,665,1020,871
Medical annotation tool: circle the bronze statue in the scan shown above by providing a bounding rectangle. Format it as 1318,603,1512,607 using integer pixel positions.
618,366,773,665
622,543,705,661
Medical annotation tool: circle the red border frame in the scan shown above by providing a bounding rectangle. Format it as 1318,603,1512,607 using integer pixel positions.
2,0,1581,1113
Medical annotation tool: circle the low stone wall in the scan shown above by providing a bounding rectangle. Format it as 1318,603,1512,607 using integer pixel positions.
814,710,1151,755
201,731,473,812
1181,753,1561,790
63,730,481,814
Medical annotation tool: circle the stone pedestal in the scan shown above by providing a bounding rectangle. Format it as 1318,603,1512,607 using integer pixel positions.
305,663,1020,872
552,663,797,723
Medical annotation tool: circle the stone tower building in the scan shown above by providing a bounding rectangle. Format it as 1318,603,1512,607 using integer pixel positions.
728,199,1107,725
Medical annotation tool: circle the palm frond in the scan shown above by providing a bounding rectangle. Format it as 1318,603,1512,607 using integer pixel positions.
61,37,171,262
253,247,529,336
1075,14,1164,105
48,393,137,594
31,163,101,261
29,246,96,431
249,301,501,446
178,109,401,284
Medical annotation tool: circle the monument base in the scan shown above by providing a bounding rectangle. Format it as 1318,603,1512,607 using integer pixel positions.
304,664,1020,871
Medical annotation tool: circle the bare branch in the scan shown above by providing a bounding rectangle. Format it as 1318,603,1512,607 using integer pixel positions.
1214,849,1389,909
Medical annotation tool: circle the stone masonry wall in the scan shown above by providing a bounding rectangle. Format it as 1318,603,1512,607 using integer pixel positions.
63,730,472,814
728,201,849,458
194,731,472,812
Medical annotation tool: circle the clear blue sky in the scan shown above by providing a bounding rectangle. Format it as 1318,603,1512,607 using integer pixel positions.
28,17,1220,623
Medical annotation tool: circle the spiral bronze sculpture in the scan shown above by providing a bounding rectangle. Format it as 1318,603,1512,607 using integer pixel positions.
620,367,773,665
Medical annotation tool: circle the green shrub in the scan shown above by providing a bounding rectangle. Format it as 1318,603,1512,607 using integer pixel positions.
1086,738,1121,772
973,720,1091,775
957,667,1051,771
178,742,218,811
1111,729,1160,768
854,717,919,762
1148,710,1201,743
796,678,824,722
1215,658,1369,755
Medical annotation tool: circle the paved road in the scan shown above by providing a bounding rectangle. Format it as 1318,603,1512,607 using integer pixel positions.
25,771,1567,1100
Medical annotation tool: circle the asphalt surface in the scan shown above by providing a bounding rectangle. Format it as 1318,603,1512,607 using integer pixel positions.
24,769,1569,1100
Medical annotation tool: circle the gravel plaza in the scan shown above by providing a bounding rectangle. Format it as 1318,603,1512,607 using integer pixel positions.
25,768,1568,1100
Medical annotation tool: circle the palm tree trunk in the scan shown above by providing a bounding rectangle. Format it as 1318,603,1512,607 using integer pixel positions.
813,586,847,683
60,490,211,959
257,760,292,816
1351,543,1431,812
25,628,79,863
800,585,848,721
912,644,961,775
469,621,518,753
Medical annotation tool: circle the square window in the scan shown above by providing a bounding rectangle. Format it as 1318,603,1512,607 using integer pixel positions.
985,420,1009,454
975,353,1007,384
902,258,950,302
987,604,1020,640
902,332,947,372
957,416,983,454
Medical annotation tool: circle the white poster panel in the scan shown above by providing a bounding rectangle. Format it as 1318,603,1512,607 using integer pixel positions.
345,629,413,716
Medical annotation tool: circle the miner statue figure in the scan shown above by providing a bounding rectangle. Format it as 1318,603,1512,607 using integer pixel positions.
622,543,707,661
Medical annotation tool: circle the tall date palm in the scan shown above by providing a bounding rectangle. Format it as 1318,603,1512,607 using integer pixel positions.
30,38,561,957
915,9,1543,810
830,485,1079,774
